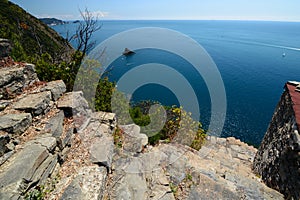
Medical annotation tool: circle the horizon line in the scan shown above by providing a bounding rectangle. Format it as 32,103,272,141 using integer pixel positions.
57,18,300,23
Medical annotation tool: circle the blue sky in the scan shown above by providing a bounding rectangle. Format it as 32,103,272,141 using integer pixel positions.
10,0,300,21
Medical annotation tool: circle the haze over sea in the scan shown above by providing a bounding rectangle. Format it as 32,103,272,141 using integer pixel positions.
53,20,300,146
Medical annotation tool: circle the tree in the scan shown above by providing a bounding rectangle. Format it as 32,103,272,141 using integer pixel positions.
73,8,102,61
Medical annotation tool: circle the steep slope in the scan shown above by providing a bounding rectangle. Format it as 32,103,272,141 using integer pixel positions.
0,0,73,61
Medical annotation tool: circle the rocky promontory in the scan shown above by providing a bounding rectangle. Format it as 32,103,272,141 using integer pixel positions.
0,62,287,199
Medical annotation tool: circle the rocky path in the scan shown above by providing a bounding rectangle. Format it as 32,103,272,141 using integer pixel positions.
0,63,284,199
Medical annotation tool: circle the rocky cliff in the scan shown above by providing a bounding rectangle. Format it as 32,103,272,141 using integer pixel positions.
0,62,284,199
253,81,300,199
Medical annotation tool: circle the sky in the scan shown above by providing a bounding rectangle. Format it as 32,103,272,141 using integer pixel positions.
9,0,300,21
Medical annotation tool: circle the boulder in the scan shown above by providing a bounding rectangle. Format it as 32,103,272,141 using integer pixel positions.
42,80,66,101
13,91,52,115
0,113,32,134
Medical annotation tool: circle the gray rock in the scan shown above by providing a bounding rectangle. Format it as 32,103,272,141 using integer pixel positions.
23,64,39,87
0,67,24,99
13,91,52,115
45,110,64,138
120,124,148,153
0,64,38,99
0,151,14,166
0,134,10,157
91,111,116,131
57,91,91,131
0,113,32,134
42,80,66,101
90,134,114,169
57,91,89,115
31,135,57,152
111,173,148,200
60,166,107,200
0,143,49,197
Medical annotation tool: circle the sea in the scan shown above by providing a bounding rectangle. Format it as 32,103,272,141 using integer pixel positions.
53,20,300,146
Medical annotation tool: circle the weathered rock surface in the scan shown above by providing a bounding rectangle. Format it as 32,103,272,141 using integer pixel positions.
57,91,91,131
42,80,66,101
60,166,107,200
105,136,283,200
0,135,57,199
13,91,52,115
120,124,148,154
0,113,32,134
0,64,38,99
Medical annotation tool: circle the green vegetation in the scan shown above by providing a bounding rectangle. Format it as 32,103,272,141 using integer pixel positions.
0,0,72,62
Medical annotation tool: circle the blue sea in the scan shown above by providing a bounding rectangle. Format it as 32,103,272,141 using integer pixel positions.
53,20,300,146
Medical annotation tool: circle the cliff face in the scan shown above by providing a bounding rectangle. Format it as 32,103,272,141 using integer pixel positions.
253,81,300,199
0,62,284,199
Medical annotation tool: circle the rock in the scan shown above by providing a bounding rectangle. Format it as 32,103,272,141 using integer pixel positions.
23,64,39,87
59,128,73,150
31,135,57,152
60,166,107,200
57,91,89,115
111,172,148,200
0,151,14,166
45,110,64,138
91,111,116,131
57,91,91,131
0,142,49,198
120,124,148,153
0,134,10,156
0,67,24,99
0,113,32,134
0,64,39,99
0,100,10,111
0,39,11,58
0,135,57,199
13,91,52,115
42,80,66,101
90,134,114,170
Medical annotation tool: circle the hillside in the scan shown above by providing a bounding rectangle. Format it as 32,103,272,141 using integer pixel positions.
39,18,68,26
0,0,73,62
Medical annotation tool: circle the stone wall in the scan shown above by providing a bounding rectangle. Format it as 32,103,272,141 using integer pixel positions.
253,84,300,199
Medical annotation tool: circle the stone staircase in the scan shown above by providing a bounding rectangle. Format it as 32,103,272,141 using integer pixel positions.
0,63,284,200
